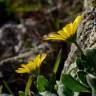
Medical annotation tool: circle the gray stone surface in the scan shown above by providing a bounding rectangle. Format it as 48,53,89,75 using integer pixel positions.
62,0,96,73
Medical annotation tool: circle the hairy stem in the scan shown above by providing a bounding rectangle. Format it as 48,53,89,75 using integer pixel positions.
74,41,85,56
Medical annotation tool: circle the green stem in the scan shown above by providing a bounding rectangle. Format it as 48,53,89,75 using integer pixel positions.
74,41,85,56
25,76,33,96
3,80,13,95
53,49,62,74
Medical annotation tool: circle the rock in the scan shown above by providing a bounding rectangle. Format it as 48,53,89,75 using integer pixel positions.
0,24,26,60
62,0,96,73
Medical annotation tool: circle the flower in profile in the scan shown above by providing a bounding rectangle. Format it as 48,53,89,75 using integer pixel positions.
16,53,47,74
45,15,83,43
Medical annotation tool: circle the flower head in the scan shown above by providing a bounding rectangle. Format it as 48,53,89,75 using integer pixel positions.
45,15,82,43
16,53,47,74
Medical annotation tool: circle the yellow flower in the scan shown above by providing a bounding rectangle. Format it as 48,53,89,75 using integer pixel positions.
16,53,47,74
45,15,83,43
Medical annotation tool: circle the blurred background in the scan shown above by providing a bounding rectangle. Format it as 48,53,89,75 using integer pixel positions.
0,0,83,95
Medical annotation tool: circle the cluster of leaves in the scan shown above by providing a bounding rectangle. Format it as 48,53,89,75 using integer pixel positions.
60,48,96,96
1,48,96,96
1,0,92,96
16,48,96,96
1,0,82,12
0,0,83,30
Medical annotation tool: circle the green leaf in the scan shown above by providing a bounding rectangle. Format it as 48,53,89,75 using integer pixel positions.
76,57,92,72
76,49,96,71
61,74,89,92
48,73,56,92
19,91,26,96
86,73,96,90
76,57,85,70
37,75,49,92
77,71,88,86
13,2,42,12
53,49,62,74
3,80,13,95
85,48,96,71
76,48,96,73
25,76,33,96
56,81,74,96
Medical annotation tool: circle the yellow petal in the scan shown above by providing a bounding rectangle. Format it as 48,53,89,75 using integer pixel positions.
46,33,65,41
28,60,33,65
27,61,34,69
16,53,47,74
62,23,73,38
21,64,27,68
73,15,82,33
20,64,31,72
16,68,30,73
66,23,73,35
57,30,67,40
33,54,40,68
39,53,47,67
